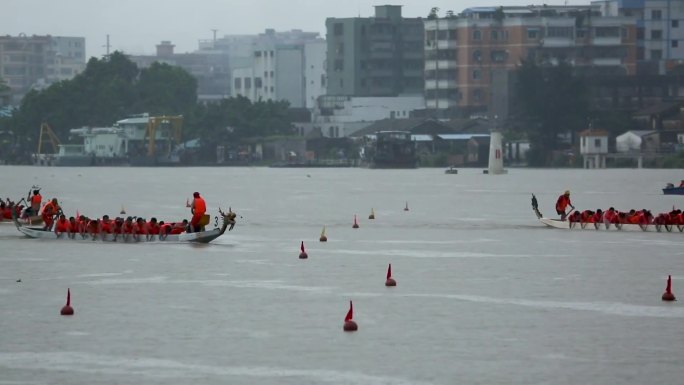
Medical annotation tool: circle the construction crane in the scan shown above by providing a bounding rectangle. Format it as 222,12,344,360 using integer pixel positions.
144,115,183,157
36,122,60,154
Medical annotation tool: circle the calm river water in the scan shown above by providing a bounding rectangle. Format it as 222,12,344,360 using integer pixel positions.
1,166,683,385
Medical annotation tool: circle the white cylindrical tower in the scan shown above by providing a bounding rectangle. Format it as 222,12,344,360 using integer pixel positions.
487,130,507,175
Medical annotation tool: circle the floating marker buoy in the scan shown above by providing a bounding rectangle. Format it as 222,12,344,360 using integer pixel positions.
404,202,409,211
662,275,676,301
385,263,396,287
299,241,308,259
343,300,358,332
368,208,375,220
319,226,327,242
352,215,359,229
60,288,74,316
120,205,126,215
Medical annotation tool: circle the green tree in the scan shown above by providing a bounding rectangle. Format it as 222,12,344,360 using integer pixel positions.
514,60,589,166
136,62,197,116
428,7,439,19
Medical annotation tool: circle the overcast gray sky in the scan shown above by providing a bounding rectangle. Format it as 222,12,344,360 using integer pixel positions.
5,0,587,59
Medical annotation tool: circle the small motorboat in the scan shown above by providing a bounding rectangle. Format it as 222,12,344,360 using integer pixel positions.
444,166,458,174
663,183,684,195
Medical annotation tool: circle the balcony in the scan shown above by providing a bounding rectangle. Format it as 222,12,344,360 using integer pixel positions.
425,79,458,90
425,60,457,70
426,99,459,109
540,38,575,48
592,37,622,46
592,58,622,66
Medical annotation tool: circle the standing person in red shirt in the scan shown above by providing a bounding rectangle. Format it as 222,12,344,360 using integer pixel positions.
189,192,207,233
26,188,42,217
555,190,574,221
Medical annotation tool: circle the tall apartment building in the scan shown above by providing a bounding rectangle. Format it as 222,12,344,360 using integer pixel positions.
325,5,425,97
424,5,637,117
231,31,325,108
599,0,684,74
0,35,86,104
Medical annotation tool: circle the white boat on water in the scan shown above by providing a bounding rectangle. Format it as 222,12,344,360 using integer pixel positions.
51,113,184,166
531,194,684,233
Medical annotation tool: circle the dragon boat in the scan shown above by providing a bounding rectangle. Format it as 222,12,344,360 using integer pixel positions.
531,194,684,233
11,207,237,243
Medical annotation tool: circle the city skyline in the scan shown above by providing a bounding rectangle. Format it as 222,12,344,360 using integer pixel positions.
4,0,588,59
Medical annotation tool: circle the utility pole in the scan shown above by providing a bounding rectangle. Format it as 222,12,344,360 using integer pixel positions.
103,34,111,56
211,29,218,43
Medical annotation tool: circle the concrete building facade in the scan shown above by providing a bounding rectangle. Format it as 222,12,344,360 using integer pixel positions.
0,34,86,104
424,5,637,117
325,5,425,97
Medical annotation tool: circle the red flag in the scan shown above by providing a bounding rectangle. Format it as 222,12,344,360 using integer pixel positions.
386,264,392,280
344,300,353,322
300,241,305,253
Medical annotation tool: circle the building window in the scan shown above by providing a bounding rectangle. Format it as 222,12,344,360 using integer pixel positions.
651,30,663,39
651,49,663,59
264,71,268,78
255,77,262,88
594,138,601,147
673,20,679,28
652,10,662,20
473,89,482,101
527,28,539,39
254,51,261,57
334,59,344,71
472,69,481,80
270,51,274,57
472,30,481,41
270,86,274,92
472,50,482,62
491,30,499,41
546,27,573,38
673,40,679,48
334,23,343,36
234,78,242,89
270,70,274,77
245,78,251,89
491,50,507,62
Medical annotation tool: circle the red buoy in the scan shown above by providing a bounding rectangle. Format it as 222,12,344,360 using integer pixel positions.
404,202,409,211
319,226,327,242
352,215,359,229
60,288,74,316
343,300,358,331
299,241,308,259
385,263,396,287
662,275,676,301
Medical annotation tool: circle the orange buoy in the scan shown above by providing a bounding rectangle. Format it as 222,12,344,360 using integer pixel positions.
368,208,375,220
404,202,409,211
385,263,396,287
352,215,359,229
60,288,74,316
299,241,308,259
319,226,327,242
662,275,676,301
343,300,358,332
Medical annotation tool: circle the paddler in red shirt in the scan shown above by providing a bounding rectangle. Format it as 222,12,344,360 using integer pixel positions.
54,214,70,238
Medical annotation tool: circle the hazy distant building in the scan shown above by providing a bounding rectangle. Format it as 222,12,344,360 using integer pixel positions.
128,41,232,102
325,5,425,97
0,34,86,105
598,0,684,74
230,30,325,108
424,4,637,117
